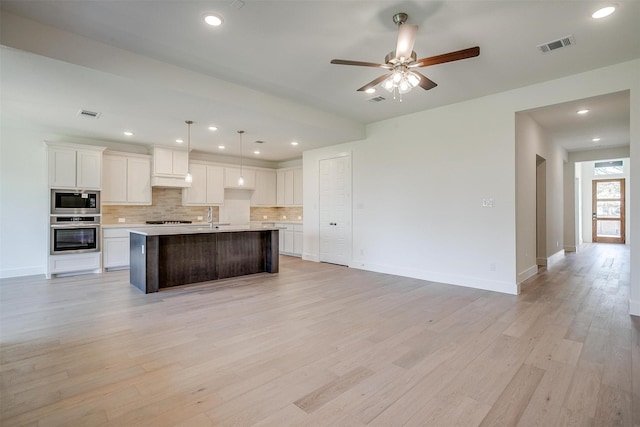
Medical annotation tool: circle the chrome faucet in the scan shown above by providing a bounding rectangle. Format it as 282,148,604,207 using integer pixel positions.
207,206,213,225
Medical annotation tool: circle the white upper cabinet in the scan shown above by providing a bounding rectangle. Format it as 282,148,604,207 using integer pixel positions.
102,155,127,203
127,156,152,204
276,167,303,206
152,147,189,177
224,167,256,189
293,168,303,205
182,163,224,205
102,152,151,205
47,142,105,189
251,169,277,206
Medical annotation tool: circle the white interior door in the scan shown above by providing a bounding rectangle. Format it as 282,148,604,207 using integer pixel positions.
319,155,352,265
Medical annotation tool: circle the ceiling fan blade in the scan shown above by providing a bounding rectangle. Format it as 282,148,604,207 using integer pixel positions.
357,74,390,92
411,46,480,68
331,59,391,69
412,71,438,90
395,24,418,60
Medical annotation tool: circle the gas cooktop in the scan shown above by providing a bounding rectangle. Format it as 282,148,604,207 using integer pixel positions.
145,220,193,225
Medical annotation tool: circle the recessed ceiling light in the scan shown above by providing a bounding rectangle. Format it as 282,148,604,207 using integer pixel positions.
204,14,223,27
208,126,218,131
253,150,260,155
365,88,376,94
592,137,601,142
176,139,184,143
592,6,616,19
291,141,299,146
577,109,590,115
218,145,225,150
123,131,134,136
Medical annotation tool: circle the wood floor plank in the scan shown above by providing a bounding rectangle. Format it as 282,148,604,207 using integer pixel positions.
0,243,636,426
293,366,374,413
478,363,546,426
517,360,576,426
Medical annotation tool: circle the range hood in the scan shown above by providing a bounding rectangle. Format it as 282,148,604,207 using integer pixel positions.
151,176,191,188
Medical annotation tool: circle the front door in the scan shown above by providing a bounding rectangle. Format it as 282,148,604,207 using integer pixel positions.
592,178,625,243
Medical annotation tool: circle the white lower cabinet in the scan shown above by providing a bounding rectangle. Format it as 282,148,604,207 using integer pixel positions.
275,223,303,257
103,228,130,270
48,252,101,278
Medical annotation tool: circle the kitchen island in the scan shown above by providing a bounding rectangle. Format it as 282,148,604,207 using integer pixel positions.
129,225,279,293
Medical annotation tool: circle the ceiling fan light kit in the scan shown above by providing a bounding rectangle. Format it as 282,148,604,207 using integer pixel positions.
330,12,480,101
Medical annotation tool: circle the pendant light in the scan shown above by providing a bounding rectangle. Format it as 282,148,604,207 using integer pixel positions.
185,120,193,183
237,130,245,186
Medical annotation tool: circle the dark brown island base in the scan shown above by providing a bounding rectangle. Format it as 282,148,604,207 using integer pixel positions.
128,225,280,293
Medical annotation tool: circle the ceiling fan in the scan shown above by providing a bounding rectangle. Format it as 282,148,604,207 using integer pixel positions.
330,13,480,97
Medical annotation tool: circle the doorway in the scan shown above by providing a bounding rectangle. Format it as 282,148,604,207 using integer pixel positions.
592,178,625,243
319,155,352,266
536,155,547,266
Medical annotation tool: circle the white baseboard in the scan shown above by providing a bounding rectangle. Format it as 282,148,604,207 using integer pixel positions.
537,257,547,267
630,298,640,317
547,250,565,268
302,253,319,262
0,266,46,279
348,261,519,295
517,265,538,284
564,245,577,253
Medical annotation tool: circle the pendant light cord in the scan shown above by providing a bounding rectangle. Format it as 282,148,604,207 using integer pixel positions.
238,130,244,178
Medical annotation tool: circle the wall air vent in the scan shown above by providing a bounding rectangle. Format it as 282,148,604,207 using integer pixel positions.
254,140,265,144
537,35,575,53
77,109,101,119
368,96,386,103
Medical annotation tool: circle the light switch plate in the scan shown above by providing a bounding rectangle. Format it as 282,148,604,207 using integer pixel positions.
118,218,125,223
482,198,495,208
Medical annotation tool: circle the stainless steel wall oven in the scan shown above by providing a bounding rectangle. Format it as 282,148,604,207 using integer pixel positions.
50,216,101,254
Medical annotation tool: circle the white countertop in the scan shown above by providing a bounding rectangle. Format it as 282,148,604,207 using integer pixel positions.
128,224,280,236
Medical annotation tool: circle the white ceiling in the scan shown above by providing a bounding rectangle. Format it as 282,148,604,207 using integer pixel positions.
1,1,638,161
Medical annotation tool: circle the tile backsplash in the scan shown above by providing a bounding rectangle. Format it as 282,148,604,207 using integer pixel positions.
102,188,218,224
102,187,302,224
250,206,303,222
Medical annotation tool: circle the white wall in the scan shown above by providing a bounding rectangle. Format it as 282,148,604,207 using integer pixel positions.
304,59,639,311
305,95,519,294
0,124,49,278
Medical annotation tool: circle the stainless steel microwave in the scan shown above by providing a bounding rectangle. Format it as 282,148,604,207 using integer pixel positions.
51,189,100,215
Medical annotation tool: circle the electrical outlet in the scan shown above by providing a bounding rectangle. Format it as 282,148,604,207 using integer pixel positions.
298,216,302,220
118,218,125,223
282,215,287,219
197,216,203,221
263,215,267,219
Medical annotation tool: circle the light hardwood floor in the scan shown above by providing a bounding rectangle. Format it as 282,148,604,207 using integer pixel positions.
1,244,638,426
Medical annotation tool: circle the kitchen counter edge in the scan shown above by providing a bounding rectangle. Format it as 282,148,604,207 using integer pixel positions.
128,225,281,236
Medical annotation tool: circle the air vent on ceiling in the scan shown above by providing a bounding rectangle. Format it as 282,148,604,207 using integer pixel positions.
254,140,265,144
77,109,101,119
537,35,575,53
368,96,386,103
